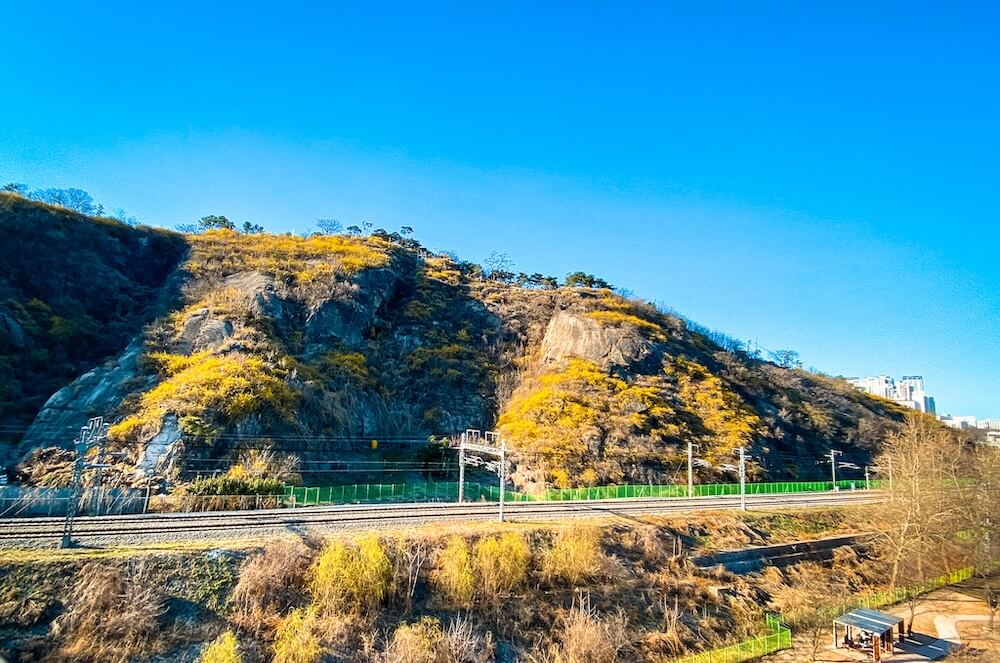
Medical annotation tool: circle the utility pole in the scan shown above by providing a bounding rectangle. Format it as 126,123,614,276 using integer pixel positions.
499,440,507,523
735,447,747,511
687,441,695,498
828,449,843,490
61,417,109,549
457,439,466,503
865,466,871,491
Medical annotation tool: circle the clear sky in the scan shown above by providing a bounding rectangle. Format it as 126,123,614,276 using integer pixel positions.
2,2,997,417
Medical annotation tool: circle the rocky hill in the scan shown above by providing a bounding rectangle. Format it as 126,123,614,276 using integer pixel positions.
0,193,907,490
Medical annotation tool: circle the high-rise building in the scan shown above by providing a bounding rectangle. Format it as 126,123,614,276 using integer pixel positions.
847,374,936,414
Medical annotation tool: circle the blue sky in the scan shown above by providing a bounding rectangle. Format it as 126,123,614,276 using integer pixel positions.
2,2,997,417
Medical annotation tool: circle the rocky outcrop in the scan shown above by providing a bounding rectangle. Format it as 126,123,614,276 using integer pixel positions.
0,308,26,348
18,337,152,452
305,267,401,348
136,414,182,477
539,311,654,369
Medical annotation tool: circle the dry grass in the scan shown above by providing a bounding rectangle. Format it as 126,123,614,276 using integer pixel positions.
472,532,531,600
309,534,392,614
230,539,314,634
541,526,611,585
533,600,630,663
432,535,476,608
381,615,494,663
47,561,168,662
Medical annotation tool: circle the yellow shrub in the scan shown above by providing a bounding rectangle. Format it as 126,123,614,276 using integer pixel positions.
498,359,679,486
665,357,763,462
309,535,391,613
384,617,442,663
273,607,322,663
542,527,604,585
586,310,666,339
200,630,242,663
108,352,297,442
424,256,461,285
186,230,391,282
473,533,530,597
432,535,475,607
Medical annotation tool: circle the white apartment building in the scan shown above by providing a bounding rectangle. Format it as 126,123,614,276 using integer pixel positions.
847,375,936,414
976,419,1000,431
940,415,978,430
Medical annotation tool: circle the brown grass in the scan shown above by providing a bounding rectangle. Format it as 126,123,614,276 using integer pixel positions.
47,561,168,662
230,539,315,634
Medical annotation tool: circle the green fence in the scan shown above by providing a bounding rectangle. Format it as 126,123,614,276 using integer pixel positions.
796,566,975,626
283,479,881,507
674,614,792,663
672,563,986,663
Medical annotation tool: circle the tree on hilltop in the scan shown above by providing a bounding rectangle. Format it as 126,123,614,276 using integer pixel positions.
769,349,801,369
2,183,29,195
564,271,612,289
316,218,342,234
199,215,236,231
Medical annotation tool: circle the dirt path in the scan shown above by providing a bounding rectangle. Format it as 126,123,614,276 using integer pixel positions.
760,581,998,662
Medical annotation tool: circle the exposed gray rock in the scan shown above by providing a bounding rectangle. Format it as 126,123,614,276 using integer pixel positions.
137,414,182,477
18,337,153,452
539,311,653,369
223,271,293,322
178,308,234,352
0,308,26,348
305,267,400,348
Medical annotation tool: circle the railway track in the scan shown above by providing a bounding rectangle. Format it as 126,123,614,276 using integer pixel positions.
0,490,882,547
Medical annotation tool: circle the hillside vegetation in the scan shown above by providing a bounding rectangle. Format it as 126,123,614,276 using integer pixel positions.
0,194,908,488
0,193,186,462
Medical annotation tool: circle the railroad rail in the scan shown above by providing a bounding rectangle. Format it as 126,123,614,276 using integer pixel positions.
0,490,882,548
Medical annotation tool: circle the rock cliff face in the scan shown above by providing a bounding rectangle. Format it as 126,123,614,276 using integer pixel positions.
540,311,653,369
1,195,908,489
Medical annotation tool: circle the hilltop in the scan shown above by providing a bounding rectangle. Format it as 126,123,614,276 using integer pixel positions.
0,193,907,491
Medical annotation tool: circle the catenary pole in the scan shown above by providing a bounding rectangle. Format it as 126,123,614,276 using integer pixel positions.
457,435,465,503
687,441,694,498
498,440,506,523
828,449,843,489
735,447,747,511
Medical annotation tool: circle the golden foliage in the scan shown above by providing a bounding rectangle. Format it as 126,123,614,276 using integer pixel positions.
308,534,392,613
273,607,323,663
586,310,666,340
665,357,762,462
108,352,297,442
424,256,462,285
319,351,370,383
542,527,606,585
186,229,392,282
169,288,256,333
199,631,242,663
472,533,531,598
432,535,475,607
498,358,678,487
